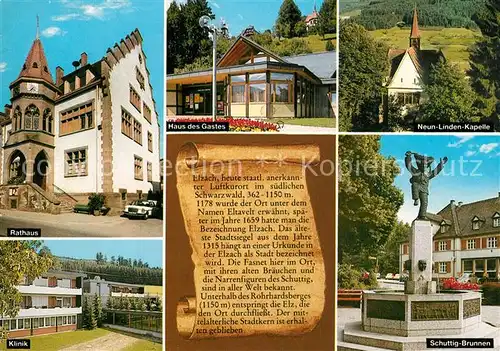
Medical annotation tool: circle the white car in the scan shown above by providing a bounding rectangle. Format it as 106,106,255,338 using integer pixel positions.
123,200,157,219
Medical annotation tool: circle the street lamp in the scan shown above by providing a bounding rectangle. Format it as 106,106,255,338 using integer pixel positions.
199,15,228,121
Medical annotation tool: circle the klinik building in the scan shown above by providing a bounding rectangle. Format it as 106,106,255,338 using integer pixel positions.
0,26,161,214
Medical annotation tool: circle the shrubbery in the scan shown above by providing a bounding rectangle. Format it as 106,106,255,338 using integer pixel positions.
482,283,500,305
338,263,378,289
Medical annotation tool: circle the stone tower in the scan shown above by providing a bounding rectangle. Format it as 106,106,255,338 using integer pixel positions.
3,19,59,191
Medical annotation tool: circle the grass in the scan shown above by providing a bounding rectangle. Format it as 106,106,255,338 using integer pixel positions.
0,328,110,351
122,339,162,351
267,117,336,128
305,33,336,52
369,27,481,71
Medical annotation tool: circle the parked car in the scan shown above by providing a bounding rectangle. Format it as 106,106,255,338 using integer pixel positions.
123,200,157,219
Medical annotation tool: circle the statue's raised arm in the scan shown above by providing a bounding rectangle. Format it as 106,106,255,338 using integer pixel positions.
429,157,448,179
405,151,418,175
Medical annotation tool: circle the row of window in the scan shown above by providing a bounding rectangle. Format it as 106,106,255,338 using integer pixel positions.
441,215,500,233
230,73,294,104
21,296,74,309
11,105,53,133
0,316,77,331
403,236,498,254
136,67,145,90
121,107,143,145
134,156,153,181
60,102,93,136
64,146,154,181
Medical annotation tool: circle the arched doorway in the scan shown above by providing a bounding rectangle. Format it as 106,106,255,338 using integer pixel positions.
33,151,49,190
7,150,27,184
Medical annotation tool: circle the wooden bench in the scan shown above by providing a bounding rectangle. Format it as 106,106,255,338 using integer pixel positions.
73,204,91,214
73,204,110,215
338,289,363,307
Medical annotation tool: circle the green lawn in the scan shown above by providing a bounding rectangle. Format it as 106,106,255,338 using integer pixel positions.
305,33,336,52
369,27,481,71
1,329,110,351
268,117,336,128
122,339,162,351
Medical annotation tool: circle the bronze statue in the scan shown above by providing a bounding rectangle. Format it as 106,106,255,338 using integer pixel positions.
405,151,448,220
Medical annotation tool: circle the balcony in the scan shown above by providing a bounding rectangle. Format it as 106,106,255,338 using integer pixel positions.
17,286,82,296
17,307,82,317
111,292,146,298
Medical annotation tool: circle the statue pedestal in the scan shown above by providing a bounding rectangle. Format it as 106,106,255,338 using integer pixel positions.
405,219,436,294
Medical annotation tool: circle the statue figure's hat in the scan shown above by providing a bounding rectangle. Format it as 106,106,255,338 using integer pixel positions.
414,153,434,165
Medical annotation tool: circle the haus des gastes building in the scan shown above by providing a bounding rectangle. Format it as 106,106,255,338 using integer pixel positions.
0,28,160,213
400,194,500,279
167,35,336,119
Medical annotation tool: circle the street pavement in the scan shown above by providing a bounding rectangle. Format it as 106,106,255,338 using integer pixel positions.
0,210,162,237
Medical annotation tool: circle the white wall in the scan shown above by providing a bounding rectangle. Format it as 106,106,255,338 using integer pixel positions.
109,45,160,194
388,51,423,94
54,88,103,194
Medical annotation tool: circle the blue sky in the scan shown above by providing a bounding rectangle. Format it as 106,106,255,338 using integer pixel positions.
167,0,323,36
43,239,163,267
380,135,500,224
0,0,164,156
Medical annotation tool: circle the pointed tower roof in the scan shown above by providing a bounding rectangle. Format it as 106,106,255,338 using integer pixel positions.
410,6,421,39
18,18,54,84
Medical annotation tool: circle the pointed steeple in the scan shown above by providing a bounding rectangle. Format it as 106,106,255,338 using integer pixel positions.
313,0,317,13
409,5,421,50
18,17,54,84
410,5,421,39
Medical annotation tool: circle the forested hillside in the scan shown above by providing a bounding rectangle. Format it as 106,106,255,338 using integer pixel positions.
55,256,162,286
343,0,486,30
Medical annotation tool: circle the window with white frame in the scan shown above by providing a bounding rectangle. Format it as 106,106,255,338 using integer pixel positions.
17,319,23,330
56,297,63,308
472,218,480,230
63,316,67,325
487,237,498,248
38,317,44,328
65,147,87,177
439,262,447,273
467,239,476,250
63,297,72,308
494,216,500,228
24,319,31,329
439,241,447,251
440,226,448,233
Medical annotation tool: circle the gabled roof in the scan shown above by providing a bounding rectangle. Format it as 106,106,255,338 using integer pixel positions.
305,11,319,23
433,196,500,239
217,36,285,67
18,38,54,84
388,48,443,84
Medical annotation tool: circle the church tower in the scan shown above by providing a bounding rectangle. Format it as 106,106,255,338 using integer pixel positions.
409,6,421,51
3,17,59,191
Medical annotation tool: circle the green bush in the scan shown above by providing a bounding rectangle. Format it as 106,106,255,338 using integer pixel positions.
87,193,105,213
482,283,500,305
338,263,363,289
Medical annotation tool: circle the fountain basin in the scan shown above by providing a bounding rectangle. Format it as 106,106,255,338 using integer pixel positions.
362,290,481,337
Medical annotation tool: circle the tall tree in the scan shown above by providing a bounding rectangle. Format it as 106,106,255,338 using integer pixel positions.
0,241,54,339
469,0,500,128
420,59,480,122
339,23,388,131
318,0,337,37
338,135,404,265
167,0,214,73
94,294,103,327
275,0,303,38
378,221,411,274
